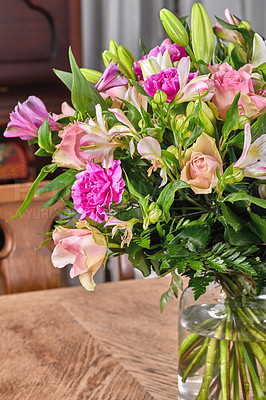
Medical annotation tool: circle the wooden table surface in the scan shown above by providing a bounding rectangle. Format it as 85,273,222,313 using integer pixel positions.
0,276,179,400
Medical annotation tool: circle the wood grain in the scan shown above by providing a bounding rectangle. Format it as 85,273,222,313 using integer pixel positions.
0,277,179,399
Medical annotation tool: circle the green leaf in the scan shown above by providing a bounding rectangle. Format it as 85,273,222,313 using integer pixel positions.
7,163,57,221
222,92,241,139
35,148,52,157
183,117,204,151
36,169,77,196
53,69,73,91
38,118,55,154
177,222,212,250
129,79,151,97
160,288,173,313
69,47,107,114
41,186,71,210
222,192,266,209
230,46,246,70
248,211,266,242
189,275,213,300
220,203,243,231
139,39,149,56
219,216,260,246
157,180,190,222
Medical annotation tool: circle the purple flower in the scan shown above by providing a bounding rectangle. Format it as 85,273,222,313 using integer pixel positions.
72,160,125,223
95,61,128,92
143,67,197,102
4,96,61,140
133,38,186,80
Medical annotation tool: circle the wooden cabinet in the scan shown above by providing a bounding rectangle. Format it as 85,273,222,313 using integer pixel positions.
0,0,81,125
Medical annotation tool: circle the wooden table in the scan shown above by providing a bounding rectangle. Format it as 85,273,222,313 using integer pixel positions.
0,276,179,400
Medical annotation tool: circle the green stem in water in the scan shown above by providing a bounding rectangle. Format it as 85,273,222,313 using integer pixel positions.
182,337,210,382
249,342,266,375
196,320,225,400
235,341,249,400
233,345,240,400
239,341,265,399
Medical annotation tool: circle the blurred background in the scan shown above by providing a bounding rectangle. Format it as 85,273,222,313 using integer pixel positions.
0,0,265,293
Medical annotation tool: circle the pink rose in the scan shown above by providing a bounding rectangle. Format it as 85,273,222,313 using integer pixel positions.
210,63,253,119
52,222,107,291
181,133,223,194
52,121,87,170
72,160,125,223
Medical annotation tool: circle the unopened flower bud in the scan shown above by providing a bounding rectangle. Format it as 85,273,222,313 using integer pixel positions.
186,102,195,116
238,21,251,31
148,202,162,224
232,167,245,182
258,184,266,199
175,114,187,130
237,115,250,130
154,90,168,104
167,145,179,157
160,9,189,47
191,3,214,63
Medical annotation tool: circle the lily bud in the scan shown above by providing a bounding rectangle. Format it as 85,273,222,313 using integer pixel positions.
148,202,162,224
238,20,251,31
109,40,119,57
191,3,214,63
160,9,189,47
154,90,168,104
237,115,250,130
117,45,136,79
80,68,102,84
102,50,132,80
167,145,179,158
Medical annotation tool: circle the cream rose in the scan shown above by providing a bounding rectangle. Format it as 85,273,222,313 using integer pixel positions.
181,133,223,194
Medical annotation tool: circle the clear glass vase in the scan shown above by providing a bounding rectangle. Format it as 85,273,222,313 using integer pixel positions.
178,280,266,400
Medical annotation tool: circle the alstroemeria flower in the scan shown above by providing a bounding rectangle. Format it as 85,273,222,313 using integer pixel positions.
251,33,266,68
95,60,128,92
124,86,148,113
52,222,107,291
4,96,61,140
72,160,125,223
52,121,87,170
105,217,140,247
137,137,167,186
213,9,245,46
52,102,76,121
133,38,186,80
234,123,266,179
79,104,136,169
181,133,223,194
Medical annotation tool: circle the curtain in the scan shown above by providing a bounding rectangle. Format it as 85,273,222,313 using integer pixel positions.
81,0,175,70
178,0,266,38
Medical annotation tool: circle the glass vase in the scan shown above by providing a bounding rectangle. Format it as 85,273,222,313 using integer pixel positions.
178,279,266,400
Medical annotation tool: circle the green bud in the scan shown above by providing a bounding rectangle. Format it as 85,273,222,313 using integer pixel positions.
138,119,145,129
160,9,189,47
167,145,179,157
238,20,251,31
117,45,136,79
175,114,187,130
143,216,150,230
154,90,168,104
201,102,216,126
102,50,132,80
199,109,215,136
191,3,214,63
237,115,250,130
186,102,195,116
232,167,245,182
109,40,119,57
80,68,102,84
148,203,162,224
150,100,158,110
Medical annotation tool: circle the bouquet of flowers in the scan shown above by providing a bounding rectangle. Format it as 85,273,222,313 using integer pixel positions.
4,3,266,399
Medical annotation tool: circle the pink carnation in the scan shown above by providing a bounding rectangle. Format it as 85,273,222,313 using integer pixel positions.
133,39,186,79
72,160,125,223
144,67,197,102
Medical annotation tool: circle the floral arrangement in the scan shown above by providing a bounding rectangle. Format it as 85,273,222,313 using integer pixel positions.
4,4,266,399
